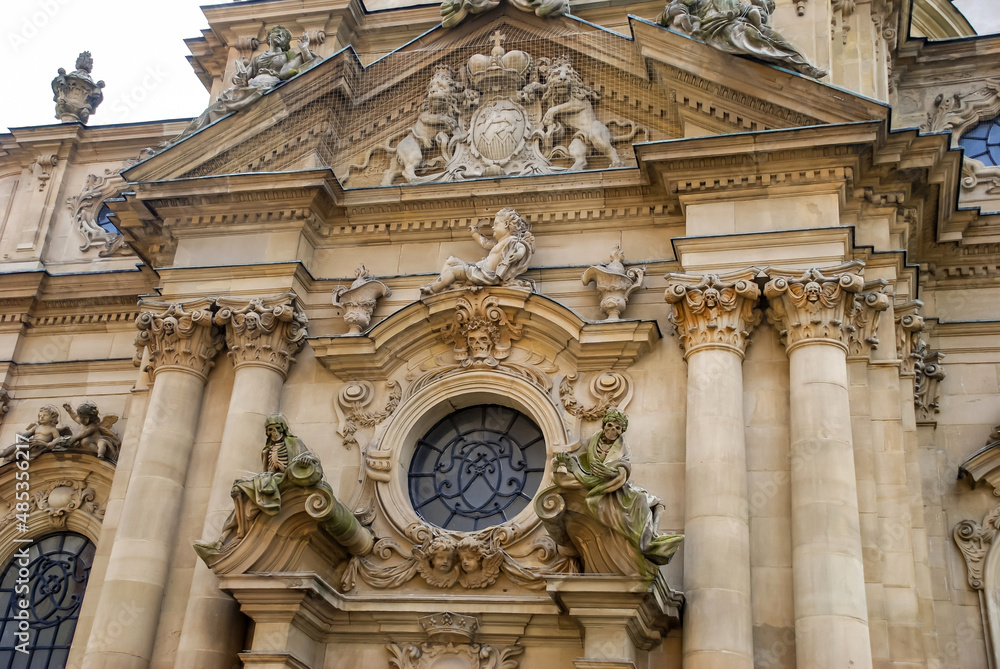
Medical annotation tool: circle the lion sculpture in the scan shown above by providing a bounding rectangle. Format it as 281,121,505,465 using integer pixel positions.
531,57,641,172
345,66,475,185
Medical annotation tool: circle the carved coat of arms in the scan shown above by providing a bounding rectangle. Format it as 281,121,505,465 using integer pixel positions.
343,31,644,185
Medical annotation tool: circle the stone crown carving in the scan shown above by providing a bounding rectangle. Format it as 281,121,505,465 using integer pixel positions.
215,294,308,376
133,299,225,380
665,268,762,356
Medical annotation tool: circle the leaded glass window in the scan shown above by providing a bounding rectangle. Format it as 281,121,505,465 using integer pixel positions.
408,405,546,532
0,533,95,669
960,116,1000,167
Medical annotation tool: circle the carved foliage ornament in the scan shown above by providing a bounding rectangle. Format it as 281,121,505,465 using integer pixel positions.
912,339,945,420
920,81,1000,194
665,269,762,355
955,505,1000,589
3,478,105,528
133,299,225,379
215,294,308,376
336,380,402,451
764,263,890,350
344,39,644,186
559,371,631,422
342,523,577,592
894,300,925,376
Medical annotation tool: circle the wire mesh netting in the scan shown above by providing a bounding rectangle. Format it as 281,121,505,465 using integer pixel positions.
183,18,680,186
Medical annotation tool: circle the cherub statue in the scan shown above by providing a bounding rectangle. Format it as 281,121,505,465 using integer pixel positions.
456,534,502,588
222,413,323,541
414,535,461,588
419,208,535,295
0,405,71,465
63,401,121,461
546,409,683,569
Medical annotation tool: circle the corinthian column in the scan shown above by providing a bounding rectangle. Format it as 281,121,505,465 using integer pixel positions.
764,261,887,669
83,299,224,669
174,293,308,669
665,269,761,669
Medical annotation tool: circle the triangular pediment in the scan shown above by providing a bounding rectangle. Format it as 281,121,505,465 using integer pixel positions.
124,6,886,189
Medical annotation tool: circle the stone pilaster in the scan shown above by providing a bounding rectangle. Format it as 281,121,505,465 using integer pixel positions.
83,300,224,669
763,262,877,669
665,269,760,669
174,293,308,669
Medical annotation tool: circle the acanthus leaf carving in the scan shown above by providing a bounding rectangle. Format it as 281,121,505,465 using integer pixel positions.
846,280,891,358
955,505,1000,590
665,268,762,356
215,293,308,377
133,299,225,380
763,262,867,350
913,339,946,420
894,300,925,376
3,476,105,528
342,523,577,592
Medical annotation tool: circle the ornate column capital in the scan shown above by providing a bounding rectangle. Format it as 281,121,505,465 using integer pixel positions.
133,298,225,381
215,293,308,378
763,261,888,354
664,268,762,358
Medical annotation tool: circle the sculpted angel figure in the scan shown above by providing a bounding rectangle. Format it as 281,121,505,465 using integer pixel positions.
659,0,827,79
551,409,682,566
63,401,121,461
419,208,535,295
414,535,461,588
222,413,323,540
456,534,502,588
0,406,70,465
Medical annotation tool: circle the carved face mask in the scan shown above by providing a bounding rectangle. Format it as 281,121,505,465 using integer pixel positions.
431,550,455,573
459,550,481,573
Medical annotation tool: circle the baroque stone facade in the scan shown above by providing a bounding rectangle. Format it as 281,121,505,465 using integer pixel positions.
1,0,999,668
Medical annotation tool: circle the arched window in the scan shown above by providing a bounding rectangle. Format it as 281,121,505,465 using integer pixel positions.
959,115,1000,167
0,533,96,668
408,404,546,532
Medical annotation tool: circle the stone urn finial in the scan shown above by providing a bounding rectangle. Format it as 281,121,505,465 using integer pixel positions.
582,246,645,321
52,51,105,123
332,265,391,334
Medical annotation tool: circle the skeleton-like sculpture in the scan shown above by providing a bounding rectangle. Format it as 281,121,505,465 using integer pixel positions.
659,0,828,79
420,208,534,294
537,409,683,577
174,26,319,142
220,413,323,541
52,52,105,123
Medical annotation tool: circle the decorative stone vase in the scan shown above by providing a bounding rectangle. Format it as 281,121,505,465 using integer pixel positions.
582,246,645,321
332,265,391,334
52,52,105,124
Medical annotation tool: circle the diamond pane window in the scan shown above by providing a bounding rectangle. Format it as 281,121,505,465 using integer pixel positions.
408,405,546,532
959,116,1000,167
0,533,95,669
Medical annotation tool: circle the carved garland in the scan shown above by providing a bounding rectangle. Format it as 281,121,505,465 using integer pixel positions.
559,372,631,421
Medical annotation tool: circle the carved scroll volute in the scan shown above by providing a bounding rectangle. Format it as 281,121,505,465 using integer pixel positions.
955,506,1000,590
846,279,892,359
133,298,225,381
894,300,925,376
664,268,762,358
215,293,308,378
763,262,867,352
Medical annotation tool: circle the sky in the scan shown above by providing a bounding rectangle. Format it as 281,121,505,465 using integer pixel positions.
0,0,997,134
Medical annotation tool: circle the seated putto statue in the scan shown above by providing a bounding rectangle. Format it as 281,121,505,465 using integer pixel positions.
221,413,323,541
173,25,319,142
420,208,535,295
536,409,683,577
63,401,121,461
659,0,828,79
